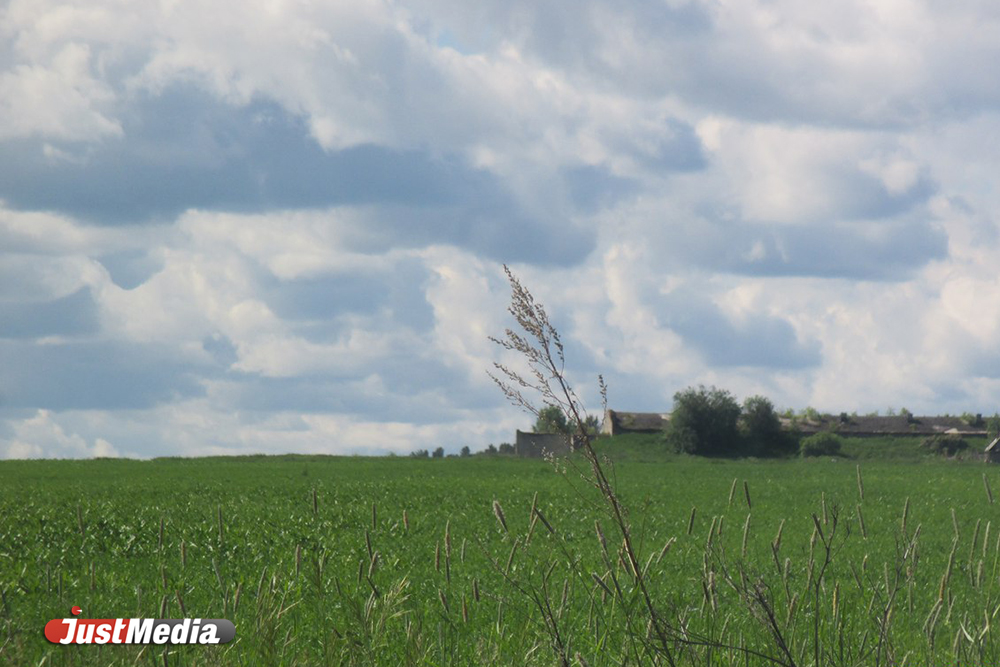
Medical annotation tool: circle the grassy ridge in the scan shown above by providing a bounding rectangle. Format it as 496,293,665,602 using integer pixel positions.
2,452,1000,665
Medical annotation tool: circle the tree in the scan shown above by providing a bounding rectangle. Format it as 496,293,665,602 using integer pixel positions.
741,395,794,456
800,432,842,457
533,405,569,433
922,434,968,457
432,446,444,458
801,406,821,422
410,449,429,458
460,445,471,457
666,385,742,456
988,413,1000,440
498,442,515,455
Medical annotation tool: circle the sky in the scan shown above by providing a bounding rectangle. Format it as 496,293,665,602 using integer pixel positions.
3,0,1000,458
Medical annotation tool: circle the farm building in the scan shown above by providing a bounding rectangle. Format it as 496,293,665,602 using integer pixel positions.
600,410,671,436
785,413,988,437
986,436,1000,463
601,408,990,438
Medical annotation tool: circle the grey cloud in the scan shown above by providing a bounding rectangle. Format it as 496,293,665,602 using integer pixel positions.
0,341,207,410
0,288,100,339
343,205,593,266
563,165,639,213
493,1,710,86
954,345,1000,382
630,120,707,173
0,86,593,266
656,210,948,281
98,250,163,290
730,220,947,280
264,273,390,322
423,0,1000,128
814,166,936,222
220,351,496,421
587,369,676,412
262,259,436,338
202,334,239,368
0,257,79,301
655,287,821,369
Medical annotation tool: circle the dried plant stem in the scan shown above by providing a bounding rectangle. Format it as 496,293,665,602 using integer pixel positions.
489,265,680,666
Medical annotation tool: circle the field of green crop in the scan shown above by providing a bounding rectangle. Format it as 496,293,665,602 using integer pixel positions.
3,448,1000,666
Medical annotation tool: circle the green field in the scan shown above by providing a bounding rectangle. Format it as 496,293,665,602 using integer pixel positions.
3,446,1000,666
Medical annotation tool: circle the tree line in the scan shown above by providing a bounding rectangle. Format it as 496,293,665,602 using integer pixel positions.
663,386,799,457
532,386,836,458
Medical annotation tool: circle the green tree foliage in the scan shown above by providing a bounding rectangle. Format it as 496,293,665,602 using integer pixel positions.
460,445,471,457
432,446,445,458
961,411,982,426
666,385,742,456
922,434,968,457
988,413,1000,440
800,432,843,457
533,405,569,433
801,406,821,422
740,395,795,456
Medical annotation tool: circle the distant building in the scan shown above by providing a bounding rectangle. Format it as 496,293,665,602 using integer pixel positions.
601,409,989,438
600,410,671,436
784,413,988,437
985,436,1000,463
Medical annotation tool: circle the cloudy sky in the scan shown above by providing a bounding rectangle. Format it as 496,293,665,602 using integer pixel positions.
3,0,1000,458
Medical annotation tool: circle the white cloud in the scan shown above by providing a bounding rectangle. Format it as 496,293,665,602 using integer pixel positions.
5,0,1000,458
0,43,122,141
0,409,121,459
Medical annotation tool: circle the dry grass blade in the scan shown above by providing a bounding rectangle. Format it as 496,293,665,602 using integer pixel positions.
493,500,509,534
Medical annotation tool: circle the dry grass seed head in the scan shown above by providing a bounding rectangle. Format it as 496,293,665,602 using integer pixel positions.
493,500,508,534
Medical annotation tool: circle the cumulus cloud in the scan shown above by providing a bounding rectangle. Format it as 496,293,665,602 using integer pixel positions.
0,43,122,141
3,0,1000,458
0,410,120,459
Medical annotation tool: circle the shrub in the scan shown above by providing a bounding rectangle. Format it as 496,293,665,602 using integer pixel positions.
800,432,843,457
741,395,796,456
988,413,1000,440
801,406,821,422
533,405,569,433
666,385,742,456
922,434,968,456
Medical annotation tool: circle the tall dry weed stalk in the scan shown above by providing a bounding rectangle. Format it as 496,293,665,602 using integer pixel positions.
489,265,684,665
487,265,813,666
486,265,960,667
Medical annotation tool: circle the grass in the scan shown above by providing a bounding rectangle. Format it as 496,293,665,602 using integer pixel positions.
3,448,1000,665
837,435,989,460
